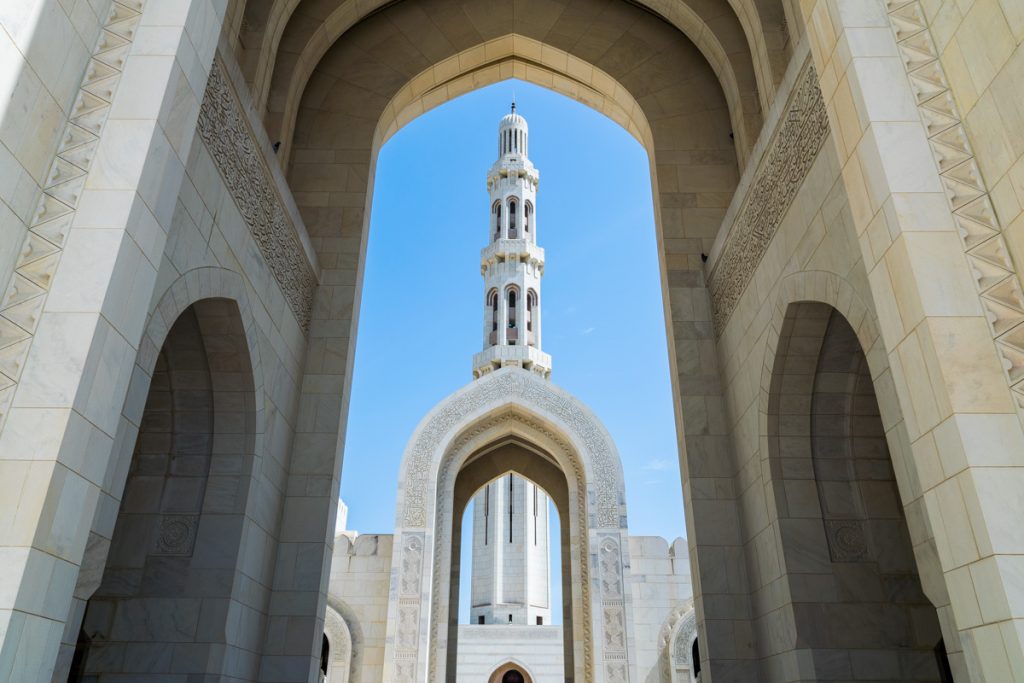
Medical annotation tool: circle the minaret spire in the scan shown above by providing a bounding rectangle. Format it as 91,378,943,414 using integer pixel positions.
472,108,551,379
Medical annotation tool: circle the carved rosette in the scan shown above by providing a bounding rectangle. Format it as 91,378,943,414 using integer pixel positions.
196,59,317,332
151,514,199,556
707,60,830,335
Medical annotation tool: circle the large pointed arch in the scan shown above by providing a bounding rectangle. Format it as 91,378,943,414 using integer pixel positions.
387,368,632,682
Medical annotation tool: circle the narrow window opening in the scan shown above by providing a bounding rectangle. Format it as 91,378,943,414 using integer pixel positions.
508,199,517,239
536,616,543,625
484,484,489,545
507,290,517,345
478,615,485,625
533,484,538,545
320,634,329,678
508,614,513,623
508,473,514,543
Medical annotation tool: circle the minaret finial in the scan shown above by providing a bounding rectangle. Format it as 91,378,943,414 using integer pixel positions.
511,98,516,114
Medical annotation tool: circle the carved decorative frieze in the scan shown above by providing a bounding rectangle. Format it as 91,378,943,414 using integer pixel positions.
672,610,697,666
395,532,424,677
0,1,147,429
707,61,830,335
599,536,628,669
402,371,621,529
196,60,317,331
884,0,1024,421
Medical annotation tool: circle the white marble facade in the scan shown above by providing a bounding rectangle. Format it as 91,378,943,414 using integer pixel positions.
3,0,1024,682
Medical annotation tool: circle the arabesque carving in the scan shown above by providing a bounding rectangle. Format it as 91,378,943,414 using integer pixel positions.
707,60,830,334
402,371,620,529
196,59,317,331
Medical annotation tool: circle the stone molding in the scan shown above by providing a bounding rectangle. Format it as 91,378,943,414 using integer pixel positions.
671,610,697,667
400,369,624,530
0,0,146,430
706,59,830,335
196,58,317,331
885,0,1024,421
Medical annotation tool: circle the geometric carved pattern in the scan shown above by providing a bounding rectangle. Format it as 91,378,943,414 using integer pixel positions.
672,609,697,667
0,1,146,429
599,536,628,668
707,60,831,335
396,532,424,677
196,60,317,331
886,0,1024,419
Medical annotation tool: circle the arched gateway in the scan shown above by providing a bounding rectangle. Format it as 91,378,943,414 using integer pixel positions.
385,109,634,682
4,1,1024,681
388,369,632,682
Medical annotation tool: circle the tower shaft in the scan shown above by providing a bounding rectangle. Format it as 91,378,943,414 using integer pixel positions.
472,106,551,379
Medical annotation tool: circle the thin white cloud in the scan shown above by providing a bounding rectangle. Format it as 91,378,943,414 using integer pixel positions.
581,326,595,335
643,458,673,472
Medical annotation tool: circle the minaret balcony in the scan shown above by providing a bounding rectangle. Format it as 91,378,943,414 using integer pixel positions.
472,345,551,380
480,240,544,270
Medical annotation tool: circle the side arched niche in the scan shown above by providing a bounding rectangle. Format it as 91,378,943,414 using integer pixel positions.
72,295,261,680
764,301,949,681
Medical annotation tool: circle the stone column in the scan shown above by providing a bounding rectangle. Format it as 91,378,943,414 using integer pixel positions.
0,2,226,681
800,0,1024,677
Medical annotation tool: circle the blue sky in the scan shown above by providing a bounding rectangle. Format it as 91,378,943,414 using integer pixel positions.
338,79,685,619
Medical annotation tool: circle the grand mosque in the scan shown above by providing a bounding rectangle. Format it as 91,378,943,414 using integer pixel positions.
0,0,1022,681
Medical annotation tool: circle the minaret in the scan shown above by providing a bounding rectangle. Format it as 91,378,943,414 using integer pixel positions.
468,108,553,628
469,474,552,626
472,104,552,379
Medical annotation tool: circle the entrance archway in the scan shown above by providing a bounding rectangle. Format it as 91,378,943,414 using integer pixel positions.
450,446,570,679
387,369,633,682
488,661,535,683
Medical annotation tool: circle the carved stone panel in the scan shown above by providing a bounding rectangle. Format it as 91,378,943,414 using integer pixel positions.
707,61,830,335
151,514,199,555
401,371,621,529
196,59,317,331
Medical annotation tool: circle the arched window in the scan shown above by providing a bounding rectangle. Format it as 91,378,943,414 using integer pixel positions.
526,290,537,346
320,634,329,679
502,670,525,683
493,202,501,239
524,202,532,234
508,199,517,239
507,289,517,344
488,289,498,345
